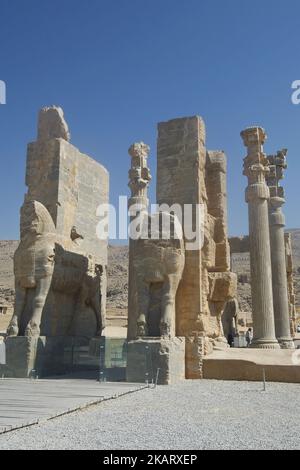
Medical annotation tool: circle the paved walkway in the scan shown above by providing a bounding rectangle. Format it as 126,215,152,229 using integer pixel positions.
0,380,299,450
0,377,145,433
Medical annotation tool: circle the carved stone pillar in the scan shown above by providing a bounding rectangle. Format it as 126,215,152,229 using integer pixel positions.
241,127,279,349
266,151,294,348
126,143,186,385
127,142,151,341
128,142,151,218
285,233,297,338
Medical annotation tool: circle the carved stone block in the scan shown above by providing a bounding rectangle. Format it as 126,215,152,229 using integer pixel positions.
126,337,185,385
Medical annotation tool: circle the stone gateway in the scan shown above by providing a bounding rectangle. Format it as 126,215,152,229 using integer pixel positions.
5,106,109,377
127,116,237,383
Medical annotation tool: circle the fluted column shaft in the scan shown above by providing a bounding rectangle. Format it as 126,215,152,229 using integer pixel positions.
241,127,279,349
267,151,294,349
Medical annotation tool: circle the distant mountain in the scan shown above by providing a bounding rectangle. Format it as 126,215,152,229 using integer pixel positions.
229,229,300,312
0,240,129,311
0,230,299,316
0,240,18,298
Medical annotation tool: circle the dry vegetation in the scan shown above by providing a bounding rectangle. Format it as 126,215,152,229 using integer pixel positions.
0,229,299,330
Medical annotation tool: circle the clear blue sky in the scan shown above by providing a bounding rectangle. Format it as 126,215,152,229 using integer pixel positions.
0,0,299,241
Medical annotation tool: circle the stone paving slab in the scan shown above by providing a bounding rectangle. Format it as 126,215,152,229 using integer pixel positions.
0,377,145,434
203,348,300,382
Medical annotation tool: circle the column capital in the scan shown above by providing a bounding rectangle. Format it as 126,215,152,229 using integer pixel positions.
128,141,150,160
269,203,285,227
128,142,151,199
241,126,267,148
241,126,270,202
266,149,287,201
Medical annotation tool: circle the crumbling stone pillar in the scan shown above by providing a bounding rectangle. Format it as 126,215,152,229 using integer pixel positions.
285,232,297,338
126,143,186,384
157,116,236,378
241,127,279,349
127,142,151,341
266,150,294,349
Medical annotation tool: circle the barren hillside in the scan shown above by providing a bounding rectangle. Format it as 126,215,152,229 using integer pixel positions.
230,229,300,313
0,230,299,326
0,240,18,301
0,241,129,328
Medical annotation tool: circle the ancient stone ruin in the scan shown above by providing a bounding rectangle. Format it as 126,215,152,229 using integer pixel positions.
126,142,186,384
241,127,295,349
127,116,237,383
2,110,298,384
5,106,109,377
266,149,294,348
229,233,298,339
285,233,297,337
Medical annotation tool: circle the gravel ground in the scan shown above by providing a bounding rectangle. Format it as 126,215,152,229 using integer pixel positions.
0,380,299,450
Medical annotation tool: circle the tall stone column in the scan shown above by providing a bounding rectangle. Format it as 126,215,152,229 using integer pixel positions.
285,233,297,338
126,143,186,384
266,150,294,348
127,142,151,341
241,127,279,349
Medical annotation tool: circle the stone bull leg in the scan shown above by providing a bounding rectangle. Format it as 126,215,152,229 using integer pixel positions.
93,265,106,336
25,276,52,337
67,284,85,336
7,282,27,337
160,274,180,337
68,268,104,337
89,289,103,337
136,279,150,337
9,200,56,338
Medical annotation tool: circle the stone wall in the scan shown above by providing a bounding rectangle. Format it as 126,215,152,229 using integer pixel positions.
8,106,109,340
26,138,108,265
156,116,236,377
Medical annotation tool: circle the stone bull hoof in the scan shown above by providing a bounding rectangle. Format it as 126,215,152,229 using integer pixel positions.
7,319,19,337
25,322,41,338
137,322,146,337
160,321,170,337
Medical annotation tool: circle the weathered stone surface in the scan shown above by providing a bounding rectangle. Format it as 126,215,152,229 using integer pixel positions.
38,106,70,142
222,298,239,338
157,116,236,377
285,233,297,337
3,335,91,378
127,142,186,383
266,150,294,348
127,143,185,341
203,348,300,383
7,106,109,342
127,142,152,342
126,337,185,385
5,336,46,378
241,127,279,349
229,148,298,342
131,216,185,339
7,201,56,338
185,334,206,379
